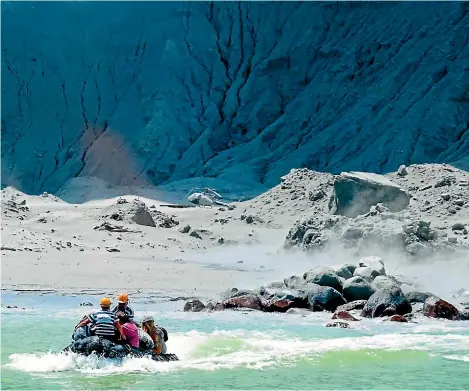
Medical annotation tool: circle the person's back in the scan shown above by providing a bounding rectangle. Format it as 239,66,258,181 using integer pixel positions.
111,292,136,323
154,326,167,354
88,309,117,340
141,316,167,355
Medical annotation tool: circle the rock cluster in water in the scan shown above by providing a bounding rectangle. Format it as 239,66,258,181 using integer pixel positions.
184,256,469,326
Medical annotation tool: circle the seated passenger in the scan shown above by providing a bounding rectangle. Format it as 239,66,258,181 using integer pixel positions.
141,315,167,355
111,292,137,325
75,297,125,343
116,311,140,353
72,315,91,340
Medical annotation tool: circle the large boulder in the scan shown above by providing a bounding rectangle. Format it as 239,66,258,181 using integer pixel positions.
361,287,412,318
184,299,206,312
307,285,346,312
353,267,380,282
131,204,156,227
343,276,376,301
334,264,354,280
358,256,386,275
303,266,343,292
331,172,411,217
423,297,460,320
222,295,263,311
372,276,400,291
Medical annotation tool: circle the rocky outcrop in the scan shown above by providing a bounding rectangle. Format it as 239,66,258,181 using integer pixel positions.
330,172,411,218
361,287,412,318
194,254,468,325
423,297,460,320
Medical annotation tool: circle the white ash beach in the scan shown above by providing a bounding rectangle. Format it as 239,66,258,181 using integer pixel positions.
2,163,469,303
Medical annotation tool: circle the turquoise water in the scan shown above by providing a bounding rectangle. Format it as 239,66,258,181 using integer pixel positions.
1,292,469,390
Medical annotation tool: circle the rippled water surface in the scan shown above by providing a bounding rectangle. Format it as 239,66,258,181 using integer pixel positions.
1,292,469,390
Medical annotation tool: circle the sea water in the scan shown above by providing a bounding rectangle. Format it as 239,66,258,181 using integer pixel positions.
1,292,469,390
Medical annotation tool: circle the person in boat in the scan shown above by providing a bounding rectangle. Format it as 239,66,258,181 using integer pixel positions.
72,312,93,340
111,292,137,325
75,297,125,343
141,315,167,355
116,311,141,354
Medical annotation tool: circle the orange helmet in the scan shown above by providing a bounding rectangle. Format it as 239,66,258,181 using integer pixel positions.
100,297,112,307
117,292,129,304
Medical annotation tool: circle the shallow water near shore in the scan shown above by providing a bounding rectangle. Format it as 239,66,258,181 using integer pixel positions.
1,292,469,390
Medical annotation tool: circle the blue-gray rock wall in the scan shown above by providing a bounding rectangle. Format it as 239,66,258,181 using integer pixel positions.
2,2,468,194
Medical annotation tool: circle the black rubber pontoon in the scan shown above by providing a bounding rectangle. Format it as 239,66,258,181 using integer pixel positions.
63,336,179,362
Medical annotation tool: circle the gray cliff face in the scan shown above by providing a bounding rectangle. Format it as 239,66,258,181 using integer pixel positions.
2,2,469,195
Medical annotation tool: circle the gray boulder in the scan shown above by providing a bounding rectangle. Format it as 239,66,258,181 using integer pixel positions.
372,276,400,291
303,266,343,292
358,256,386,275
307,285,346,312
343,276,376,301
184,299,206,312
131,205,156,227
353,267,380,282
361,287,412,318
334,264,354,279
405,291,433,304
284,275,305,289
330,172,411,218
397,165,408,177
